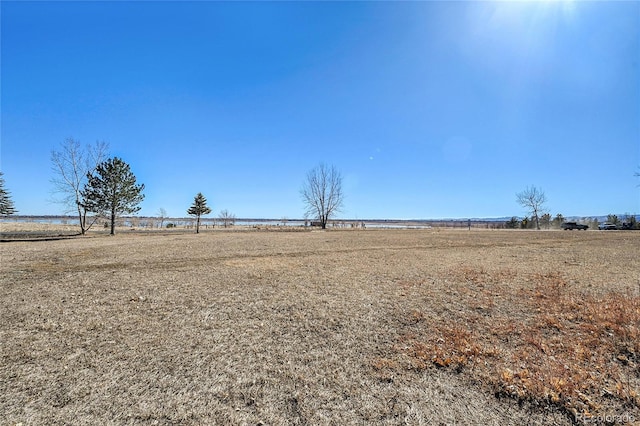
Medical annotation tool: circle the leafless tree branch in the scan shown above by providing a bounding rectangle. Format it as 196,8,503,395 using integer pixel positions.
50,138,109,234
301,163,344,229
516,185,547,230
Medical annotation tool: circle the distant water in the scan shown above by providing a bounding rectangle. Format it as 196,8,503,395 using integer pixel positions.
1,216,486,229
0,217,80,225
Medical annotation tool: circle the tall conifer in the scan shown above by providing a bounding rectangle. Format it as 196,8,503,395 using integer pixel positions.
187,193,211,234
81,157,144,235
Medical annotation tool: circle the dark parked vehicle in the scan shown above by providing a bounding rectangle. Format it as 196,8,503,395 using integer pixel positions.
598,223,617,230
561,222,588,230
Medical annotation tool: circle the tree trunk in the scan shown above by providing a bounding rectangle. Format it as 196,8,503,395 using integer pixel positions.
77,203,86,235
81,211,86,235
196,215,200,234
110,210,116,235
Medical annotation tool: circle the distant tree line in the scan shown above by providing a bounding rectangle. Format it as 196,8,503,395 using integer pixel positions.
504,213,639,230
4,140,638,234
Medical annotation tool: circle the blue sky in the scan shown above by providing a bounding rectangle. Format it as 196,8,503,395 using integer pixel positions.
2,1,639,219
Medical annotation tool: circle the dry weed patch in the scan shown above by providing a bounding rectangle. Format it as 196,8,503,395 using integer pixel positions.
397,267,640,421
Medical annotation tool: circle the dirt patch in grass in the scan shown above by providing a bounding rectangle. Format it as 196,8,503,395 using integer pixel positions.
1,229,638,424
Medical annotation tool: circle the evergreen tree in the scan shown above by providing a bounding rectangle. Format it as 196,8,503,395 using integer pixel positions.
187,193,211,234
607,214,620,226
0,172,17,216
81,157,145,235
539,213,551,229
505,217,519,229
551,213,564,229
622,215,638,230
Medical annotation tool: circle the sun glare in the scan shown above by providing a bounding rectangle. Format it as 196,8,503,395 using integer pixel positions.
467,0,578,62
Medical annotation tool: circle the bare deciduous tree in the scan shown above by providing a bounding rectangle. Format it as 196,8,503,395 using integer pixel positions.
157,207,168,228
51,138,108,235
218,209,236,228
301,163,344,230
516,185,547,230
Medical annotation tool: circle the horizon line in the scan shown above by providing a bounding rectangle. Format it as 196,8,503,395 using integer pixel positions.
3,214,638,222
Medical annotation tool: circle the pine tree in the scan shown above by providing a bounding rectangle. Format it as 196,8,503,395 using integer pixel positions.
81,157,145,235
0,172,17,216
187,193,211,234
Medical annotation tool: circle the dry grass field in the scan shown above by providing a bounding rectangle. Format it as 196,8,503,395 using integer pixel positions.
1,227,638,425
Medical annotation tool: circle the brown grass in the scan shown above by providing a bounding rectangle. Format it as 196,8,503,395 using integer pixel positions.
1,228,638,425
396,268,639,421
